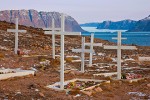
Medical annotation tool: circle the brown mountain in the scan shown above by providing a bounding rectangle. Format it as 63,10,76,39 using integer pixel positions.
0,9,84,32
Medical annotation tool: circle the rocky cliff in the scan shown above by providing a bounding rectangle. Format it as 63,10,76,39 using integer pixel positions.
96,20,136,30
0,9,84,32
128,15,150,32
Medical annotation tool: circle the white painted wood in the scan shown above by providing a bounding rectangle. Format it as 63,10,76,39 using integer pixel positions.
7,29,26,33
43,28,61,31
43,18,60,59
7,18,26,54
71,37,86,72
72,49,94,53
66,55,80,58
104,31,137,79
89,33,94,67
60,13,65,90
71,60,82,62
85,43,102,46
104,46,137,50
121,46,137,50
93,72,117,77
44,14,81,90
72,36,94,72
0,69,35,80
52,18,55,59
85,33,103,66
81,37,85,72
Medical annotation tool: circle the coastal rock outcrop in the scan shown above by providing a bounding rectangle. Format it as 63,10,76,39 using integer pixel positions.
128,15,150,32
96,20,136,30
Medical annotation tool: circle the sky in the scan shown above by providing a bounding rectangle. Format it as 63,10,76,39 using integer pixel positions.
0,0,150,24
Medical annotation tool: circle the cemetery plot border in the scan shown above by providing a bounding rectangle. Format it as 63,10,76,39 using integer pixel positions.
112,77,146,83
93,72,118,77
0,69,35,80
47,78,110,91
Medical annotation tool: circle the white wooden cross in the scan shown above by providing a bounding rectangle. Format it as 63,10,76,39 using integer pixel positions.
104,31,137,79
7,18,27,54
44,13,81,90
43,18,61,59
72,36,94,73
85,33,103,66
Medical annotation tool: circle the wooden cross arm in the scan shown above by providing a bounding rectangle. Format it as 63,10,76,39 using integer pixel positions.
104,45,137,50
72,49,94,53
112,37,127,40
44,31,81,35
104,46,118,49
85,43,103,46
121,46,137,50
43,28,61,31
7,29,26,33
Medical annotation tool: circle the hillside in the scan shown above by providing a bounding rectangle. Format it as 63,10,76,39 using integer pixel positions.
0,19,150,100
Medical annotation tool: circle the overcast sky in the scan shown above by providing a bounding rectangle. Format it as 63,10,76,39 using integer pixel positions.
0,0,150,24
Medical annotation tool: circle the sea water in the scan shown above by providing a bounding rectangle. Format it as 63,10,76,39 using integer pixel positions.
81,27,150,46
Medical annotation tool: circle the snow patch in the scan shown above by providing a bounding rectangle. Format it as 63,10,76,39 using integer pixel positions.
128,92,147,97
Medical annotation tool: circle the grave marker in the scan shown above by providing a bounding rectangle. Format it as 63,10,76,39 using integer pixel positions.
44,13,81,90
43,18,61,59
7,18,27,54
72,37,94,72
104,31,137,79
85,33,103,66
0,69,35,80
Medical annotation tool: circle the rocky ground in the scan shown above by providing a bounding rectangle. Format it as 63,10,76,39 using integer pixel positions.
0,21,150,100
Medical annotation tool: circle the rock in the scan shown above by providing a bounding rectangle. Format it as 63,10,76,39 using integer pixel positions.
35,89,39,92
39,92,45,97
70,70,83,76
81,90,93,96
94,87,103,92
28,84,36,89
104,81,111,84
147,83,150,87
74,94,81,97
15,91,21,95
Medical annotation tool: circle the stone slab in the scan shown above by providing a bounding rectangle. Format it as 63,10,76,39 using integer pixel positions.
0,69,35,80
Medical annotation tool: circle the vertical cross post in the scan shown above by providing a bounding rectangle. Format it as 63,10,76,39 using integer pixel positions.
89,33,94,67
117,31,122,79
81,37,85,72
60,14,65,90
52,18,55,59
84,33,103,66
